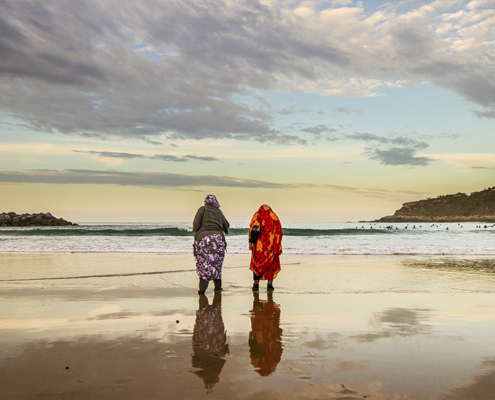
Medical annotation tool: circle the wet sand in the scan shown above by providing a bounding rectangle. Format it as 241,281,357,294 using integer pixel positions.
1,254,495,399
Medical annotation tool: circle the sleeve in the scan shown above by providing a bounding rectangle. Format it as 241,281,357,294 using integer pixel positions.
223,214,230,235
192,206,205,232
249,213,259,234
277,221,283,255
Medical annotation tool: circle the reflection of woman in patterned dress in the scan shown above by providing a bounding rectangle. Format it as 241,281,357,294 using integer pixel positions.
193,194,230,294
192,292,229,394
248,292,283,377
249,204,283,291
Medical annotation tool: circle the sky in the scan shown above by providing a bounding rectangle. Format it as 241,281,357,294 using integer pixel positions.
1,0,494,223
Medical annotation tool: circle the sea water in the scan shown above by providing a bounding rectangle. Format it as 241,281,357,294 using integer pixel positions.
0,221,493,255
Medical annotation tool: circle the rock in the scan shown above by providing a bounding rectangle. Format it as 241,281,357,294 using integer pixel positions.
0,212,76,227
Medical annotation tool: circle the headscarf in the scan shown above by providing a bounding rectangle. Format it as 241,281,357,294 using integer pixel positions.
204,194,220,208
249,205,283,280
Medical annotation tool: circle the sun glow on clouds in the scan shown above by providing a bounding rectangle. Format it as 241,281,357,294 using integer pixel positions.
427,153,495,169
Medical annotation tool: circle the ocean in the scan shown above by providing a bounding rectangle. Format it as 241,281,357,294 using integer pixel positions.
0,222,493,255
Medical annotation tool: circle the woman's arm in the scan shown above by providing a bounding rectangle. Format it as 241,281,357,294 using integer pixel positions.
192,207,205,232
248,213,259,250
223,214,230,234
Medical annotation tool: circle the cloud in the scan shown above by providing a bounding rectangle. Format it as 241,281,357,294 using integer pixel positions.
1,0,494,144
474,109,495,119
74,151,145,159
0,169,291,188
346,132,389,144
301,125,337,135
367,147,434,166
333,107,364,114
346,132,429,149
344,132,432,166
0,169,430,197
300,125,338,140
73,150,219,163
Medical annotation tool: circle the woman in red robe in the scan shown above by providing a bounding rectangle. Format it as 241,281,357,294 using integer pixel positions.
248,204,283,291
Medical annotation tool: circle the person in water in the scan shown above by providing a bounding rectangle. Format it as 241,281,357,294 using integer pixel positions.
248,204,283,291
193,194,230,294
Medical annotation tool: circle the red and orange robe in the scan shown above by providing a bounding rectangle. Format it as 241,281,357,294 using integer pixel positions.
249,205,283,280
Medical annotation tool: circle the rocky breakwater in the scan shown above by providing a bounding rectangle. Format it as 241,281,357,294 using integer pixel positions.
0,212,77,227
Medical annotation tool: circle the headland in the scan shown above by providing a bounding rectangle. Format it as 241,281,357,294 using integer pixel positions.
376,186,495,222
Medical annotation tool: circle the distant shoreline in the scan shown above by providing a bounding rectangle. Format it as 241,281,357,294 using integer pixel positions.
373,216,495,223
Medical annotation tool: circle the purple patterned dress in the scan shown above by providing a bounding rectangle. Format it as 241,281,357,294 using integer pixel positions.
194,234,226,281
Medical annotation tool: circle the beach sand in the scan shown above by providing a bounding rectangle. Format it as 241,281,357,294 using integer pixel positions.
1,253,495,399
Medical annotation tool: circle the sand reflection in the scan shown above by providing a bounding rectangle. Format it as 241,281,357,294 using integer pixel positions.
441,356,495,400
191,292,229,394
352,307,433,343
249,292,283,377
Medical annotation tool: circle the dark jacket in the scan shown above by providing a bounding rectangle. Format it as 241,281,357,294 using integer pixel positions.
193,204,230,243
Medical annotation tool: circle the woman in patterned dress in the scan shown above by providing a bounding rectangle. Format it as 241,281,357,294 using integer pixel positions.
248,204,283,292
193,195,230,294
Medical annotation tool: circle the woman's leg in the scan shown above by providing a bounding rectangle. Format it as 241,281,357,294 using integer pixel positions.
198,277,209,294
213,279,222,291
252,272,262,291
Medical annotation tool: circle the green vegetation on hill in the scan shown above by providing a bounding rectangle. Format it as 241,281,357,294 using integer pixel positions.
378,186,495,222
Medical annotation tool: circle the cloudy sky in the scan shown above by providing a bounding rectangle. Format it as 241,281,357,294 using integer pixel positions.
1,0,494,222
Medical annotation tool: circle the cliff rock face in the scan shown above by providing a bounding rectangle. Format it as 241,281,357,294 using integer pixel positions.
0,212,76,227
377,187,495,222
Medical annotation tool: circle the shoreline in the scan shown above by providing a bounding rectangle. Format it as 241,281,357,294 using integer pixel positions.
1,252,495,293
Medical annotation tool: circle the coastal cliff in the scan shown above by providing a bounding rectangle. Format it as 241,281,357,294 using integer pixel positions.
0,212,76,227
377,186,495,223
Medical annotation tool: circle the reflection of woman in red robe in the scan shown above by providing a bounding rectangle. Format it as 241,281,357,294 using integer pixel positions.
249,204,283,291
248,292,283,377
191,292,229,394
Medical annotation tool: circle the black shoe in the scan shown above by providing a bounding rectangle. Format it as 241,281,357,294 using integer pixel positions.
214,288,224,292
198,290,205,295
252,283,259,292
267,283,274,291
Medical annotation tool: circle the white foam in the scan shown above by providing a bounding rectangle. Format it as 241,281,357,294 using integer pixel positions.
0,222,493,255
